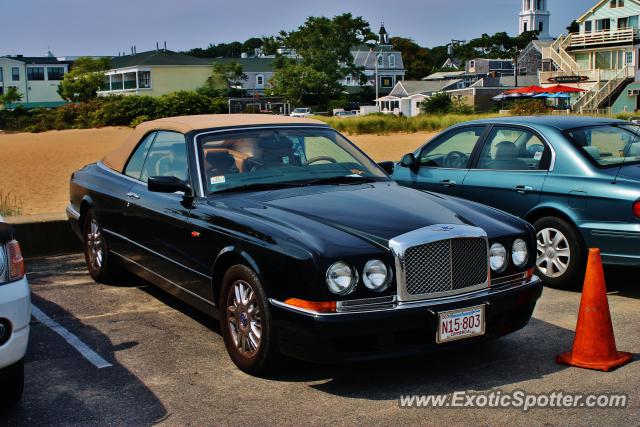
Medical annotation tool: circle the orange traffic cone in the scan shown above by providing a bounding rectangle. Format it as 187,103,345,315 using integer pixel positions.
556,248,633,371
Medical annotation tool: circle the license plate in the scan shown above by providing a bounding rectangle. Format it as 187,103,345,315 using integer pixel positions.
436,305,485,343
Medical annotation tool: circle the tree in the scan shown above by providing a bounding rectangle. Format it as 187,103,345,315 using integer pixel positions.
421,92,453,114
201,61,247,96
268,63,334,105
57,56,111,102
271,13,375,104
391,37,434,80
567,20,580,33
0,86,23,108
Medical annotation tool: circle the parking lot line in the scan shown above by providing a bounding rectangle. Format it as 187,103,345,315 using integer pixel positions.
31,304,113,369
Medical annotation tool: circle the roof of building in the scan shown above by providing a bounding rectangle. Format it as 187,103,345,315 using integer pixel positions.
530,39,554,51
422,71,466,80
109,50,211,68
351,46,405,69
391,80,462,97
5,56,63,65
102,115,326,172
208,57,277,73
577,0,640,23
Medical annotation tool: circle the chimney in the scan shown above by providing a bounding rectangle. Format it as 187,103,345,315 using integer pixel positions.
164,41,167,51
156,42,159,51
133,45,136,54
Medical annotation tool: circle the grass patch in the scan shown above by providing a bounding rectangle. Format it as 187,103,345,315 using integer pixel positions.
315,113,502,135
0,191,23,217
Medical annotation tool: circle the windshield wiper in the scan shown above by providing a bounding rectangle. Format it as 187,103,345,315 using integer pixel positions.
210,182,301,194
301,175,382,186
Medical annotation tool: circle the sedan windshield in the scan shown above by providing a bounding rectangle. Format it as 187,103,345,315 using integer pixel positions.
566,124,640,167
198,127,389,194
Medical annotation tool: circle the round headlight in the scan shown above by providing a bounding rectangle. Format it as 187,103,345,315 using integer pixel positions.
362,260,391,292
489,243,508,272
326,262,357,295
512,239,529,267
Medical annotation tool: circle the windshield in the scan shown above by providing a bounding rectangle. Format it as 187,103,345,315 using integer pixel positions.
566,124,640,167
293,108,308,113
198,127,389,194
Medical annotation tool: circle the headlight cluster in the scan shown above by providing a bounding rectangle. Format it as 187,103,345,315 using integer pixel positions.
489,239,529,273
326,260,391,295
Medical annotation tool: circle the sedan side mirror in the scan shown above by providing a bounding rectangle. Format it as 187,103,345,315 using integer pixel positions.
400,153,418,171
148,176,192,196
377,161,395,175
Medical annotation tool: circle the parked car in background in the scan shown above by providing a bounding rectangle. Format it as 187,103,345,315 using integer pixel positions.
391,116,640,289
290,108,312,118
335,110,358,118
68,115,542,374
0,217,29,405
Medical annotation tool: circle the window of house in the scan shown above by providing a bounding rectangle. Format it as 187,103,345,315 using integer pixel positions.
596,51,613,69
585,21,593,33
27,67,45,81
537,0,542,9
596,18,611,32
523,22,528,32
11,67,20,81
345,75,352,85
380,76,393,88
469,60,476,68
626,51,634,65
47,67,65,80
377,54,384,67
630,15,639,29
610,0,624,7
525,0,530,10
388,55,395,68
256,74,264,87
539,22,544,33
138,71,151,89
619,17,629,29
0,68,3,82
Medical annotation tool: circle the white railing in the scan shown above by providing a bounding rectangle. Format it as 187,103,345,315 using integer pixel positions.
569,28,637,47
574,65,634,113
542,34,579,74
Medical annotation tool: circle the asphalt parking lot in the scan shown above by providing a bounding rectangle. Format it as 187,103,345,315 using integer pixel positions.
2,253,638,426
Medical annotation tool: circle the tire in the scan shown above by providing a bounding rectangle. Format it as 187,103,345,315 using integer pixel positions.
0,359,24,407
219,265,281,375
534,216,586,290
83,209,120,283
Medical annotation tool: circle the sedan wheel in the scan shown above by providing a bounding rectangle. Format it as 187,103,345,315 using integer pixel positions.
86,218,104,274
220,265,281,375
536,227,571,278
83,209,120,283
227,280,262,357
533,216,586,290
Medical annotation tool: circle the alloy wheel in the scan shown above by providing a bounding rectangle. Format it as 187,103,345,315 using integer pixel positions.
227,280,262,357
86,219,104,273
536,227,571,278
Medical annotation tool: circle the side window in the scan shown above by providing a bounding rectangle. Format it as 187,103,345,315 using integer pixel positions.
124,132,156,180
140,131,189,182
477,127,548,171
419,126,485,169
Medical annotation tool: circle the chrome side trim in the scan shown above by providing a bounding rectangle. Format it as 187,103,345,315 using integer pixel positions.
491,271,528,287
268,274,541,317
337,295,396,312
66,204,80,220
388,224,489,302
103,228,212,280
111,250,215,307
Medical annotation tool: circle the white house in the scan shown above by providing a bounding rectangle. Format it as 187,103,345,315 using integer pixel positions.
376,80,462,116
0,56,69,108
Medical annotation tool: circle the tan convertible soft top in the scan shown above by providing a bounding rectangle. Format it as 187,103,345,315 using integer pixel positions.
102,114,327,172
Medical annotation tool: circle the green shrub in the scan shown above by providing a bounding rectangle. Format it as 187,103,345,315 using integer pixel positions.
509,99,548,115
421,93,453,114
130,115,150,127
156,91,212,117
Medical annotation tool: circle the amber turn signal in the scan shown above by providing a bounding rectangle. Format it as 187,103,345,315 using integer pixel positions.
7,240,25,281
284,298,336,313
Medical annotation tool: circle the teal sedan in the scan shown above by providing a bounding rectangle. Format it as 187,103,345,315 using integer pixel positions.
391,116,640,288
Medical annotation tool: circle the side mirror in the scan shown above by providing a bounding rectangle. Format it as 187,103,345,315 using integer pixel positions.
148,176,192,196
400,153,418,170
377,161,395,175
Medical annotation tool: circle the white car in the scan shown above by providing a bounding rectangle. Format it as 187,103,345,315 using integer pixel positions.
0,216,30,405
290,107,312,118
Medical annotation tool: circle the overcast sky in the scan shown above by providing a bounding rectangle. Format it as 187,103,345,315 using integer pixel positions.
3,0,596,56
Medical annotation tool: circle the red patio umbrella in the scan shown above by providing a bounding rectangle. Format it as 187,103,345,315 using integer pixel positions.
505,85,547,94
544,85,586,93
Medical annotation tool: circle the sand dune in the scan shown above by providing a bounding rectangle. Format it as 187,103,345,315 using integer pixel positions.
0,127,434,216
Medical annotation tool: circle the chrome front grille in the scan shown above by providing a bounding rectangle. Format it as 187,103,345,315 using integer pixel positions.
389,225,490,302
403,238,488,296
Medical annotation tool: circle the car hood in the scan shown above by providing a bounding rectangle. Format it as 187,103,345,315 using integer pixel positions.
208,182,526,250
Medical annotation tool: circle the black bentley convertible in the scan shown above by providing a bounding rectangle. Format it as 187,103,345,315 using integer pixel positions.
68,115,542,374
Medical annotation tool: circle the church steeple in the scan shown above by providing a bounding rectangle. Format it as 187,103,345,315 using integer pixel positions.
378,22,389,45
519,0,551,39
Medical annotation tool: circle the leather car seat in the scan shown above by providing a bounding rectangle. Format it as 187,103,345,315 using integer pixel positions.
206,151,239,176
245,136,298,171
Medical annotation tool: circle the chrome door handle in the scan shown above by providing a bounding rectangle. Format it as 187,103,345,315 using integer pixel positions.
512,185,533,194
127,192,140,199
439,180,457,188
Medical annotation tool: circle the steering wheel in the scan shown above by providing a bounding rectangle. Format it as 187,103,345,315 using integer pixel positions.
444,151,469,168
305,156,338,165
